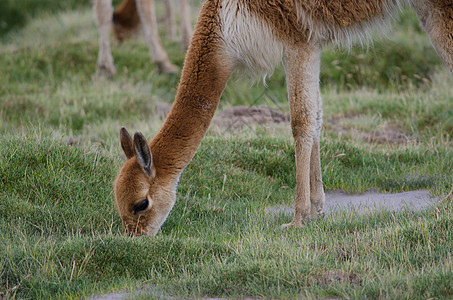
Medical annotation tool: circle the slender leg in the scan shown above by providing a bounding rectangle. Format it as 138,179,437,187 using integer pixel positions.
161,0,177,41
310,93,325,219
136,0,179,73
94,0,117,77
282,43,322,228
179,0,193,50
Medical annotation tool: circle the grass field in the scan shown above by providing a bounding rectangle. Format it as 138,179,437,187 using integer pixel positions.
0,3,452,299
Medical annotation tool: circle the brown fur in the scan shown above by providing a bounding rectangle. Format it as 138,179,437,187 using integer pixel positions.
115,0,453,235
413,0,453,72
112,0,140,42
230,0,401,45
238,0,307,44
150,4,232,178
296,0,386,27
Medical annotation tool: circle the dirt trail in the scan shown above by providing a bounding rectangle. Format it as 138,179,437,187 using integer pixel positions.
266,190,437,217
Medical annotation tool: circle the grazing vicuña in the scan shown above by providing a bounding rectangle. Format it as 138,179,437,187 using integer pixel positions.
115,0,453,236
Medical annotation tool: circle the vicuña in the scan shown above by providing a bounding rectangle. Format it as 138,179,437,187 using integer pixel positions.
114,0,453,236
94,0,192,76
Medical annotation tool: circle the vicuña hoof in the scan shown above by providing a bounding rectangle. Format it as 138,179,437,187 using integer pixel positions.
97,63,117,78
156,61,180,74
310,210,325,220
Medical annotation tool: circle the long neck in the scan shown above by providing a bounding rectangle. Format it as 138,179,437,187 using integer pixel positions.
150,0,232,179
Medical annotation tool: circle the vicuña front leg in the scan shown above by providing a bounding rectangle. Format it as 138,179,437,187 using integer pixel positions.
282,44,322,228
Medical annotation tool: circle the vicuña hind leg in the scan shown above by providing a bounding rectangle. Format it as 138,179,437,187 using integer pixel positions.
282,43,322,228
310,103,325,219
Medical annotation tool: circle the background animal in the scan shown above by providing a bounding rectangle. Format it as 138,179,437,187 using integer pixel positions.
94,0,192,76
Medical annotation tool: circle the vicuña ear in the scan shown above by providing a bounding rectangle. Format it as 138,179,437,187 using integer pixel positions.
133,132,155,177
120,127,135,159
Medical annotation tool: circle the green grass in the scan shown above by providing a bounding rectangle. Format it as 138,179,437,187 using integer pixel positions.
0,5,452,300
1,134,452,299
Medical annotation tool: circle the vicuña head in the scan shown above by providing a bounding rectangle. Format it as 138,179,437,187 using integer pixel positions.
114,128,177,236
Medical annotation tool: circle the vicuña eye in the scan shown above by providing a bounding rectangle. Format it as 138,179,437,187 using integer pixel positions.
132,198,149,214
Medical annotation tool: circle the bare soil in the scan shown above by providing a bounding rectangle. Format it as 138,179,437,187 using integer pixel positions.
326,113,412,144
157,104,412,145
212,105,411,144
214,105,290,128
156,103,289,126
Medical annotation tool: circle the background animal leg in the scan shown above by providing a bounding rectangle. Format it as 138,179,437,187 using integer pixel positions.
94,0,117,77
179,0,193,50
136,0,179,73
161,0,177,41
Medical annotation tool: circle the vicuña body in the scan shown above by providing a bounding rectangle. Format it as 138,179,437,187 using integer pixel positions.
115,0,453,236
94,0,192,76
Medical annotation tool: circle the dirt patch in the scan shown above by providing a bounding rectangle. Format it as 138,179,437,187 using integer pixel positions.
155,103,290,128
326,114,412,144
214,106,290,128
266,190,436,217
363,123,411,144
156,104,412,144
155,104,412,145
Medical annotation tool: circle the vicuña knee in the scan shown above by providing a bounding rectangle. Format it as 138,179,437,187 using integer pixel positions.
291,114,317,141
